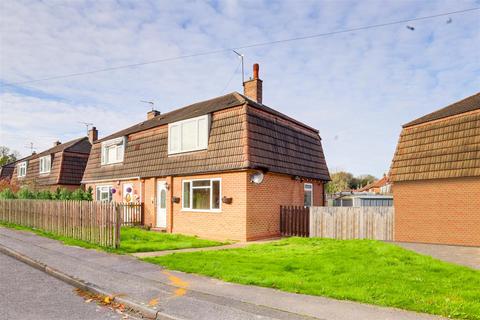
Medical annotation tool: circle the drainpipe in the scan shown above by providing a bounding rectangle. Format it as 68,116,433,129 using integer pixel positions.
168,176,174,233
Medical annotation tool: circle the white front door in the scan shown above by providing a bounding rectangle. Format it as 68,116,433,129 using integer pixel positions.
156,181,167,228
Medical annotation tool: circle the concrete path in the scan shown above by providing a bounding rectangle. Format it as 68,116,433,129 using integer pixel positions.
0,252,134,320
132,239,277,258
394,242,480,270
0,227,445,320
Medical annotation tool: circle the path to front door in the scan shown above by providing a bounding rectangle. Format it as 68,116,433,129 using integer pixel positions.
156,181,167,228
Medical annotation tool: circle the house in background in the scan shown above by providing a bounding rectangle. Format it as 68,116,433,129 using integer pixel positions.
11,129,97,191
329,192,393,207
390,92,480,246
357,174,392,194
82,64,330,241
0,162,16,182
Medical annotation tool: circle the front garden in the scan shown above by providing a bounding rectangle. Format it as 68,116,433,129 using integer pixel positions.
144,237,480,320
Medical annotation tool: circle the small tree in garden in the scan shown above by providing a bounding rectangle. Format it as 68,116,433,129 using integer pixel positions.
35,190,53,199
17,188,36,199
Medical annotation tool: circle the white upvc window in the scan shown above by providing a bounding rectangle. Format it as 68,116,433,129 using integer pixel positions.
101,137,125,165
17,162,27,177
39,155,51,174
182,178,221,211
304,183,313,207
168,114,210,155
96,186,113,202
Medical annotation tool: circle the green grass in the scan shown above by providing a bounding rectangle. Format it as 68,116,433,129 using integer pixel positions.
144,237,480,319
0,221,225,254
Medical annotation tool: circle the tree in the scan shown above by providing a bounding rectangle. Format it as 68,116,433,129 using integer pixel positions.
350,174,377,189
325,171,354,194
0,146,21,166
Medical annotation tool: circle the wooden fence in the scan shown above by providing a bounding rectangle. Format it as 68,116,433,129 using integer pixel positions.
121,203,143,226
280,206,309,237
0,200,124,248
309,206,394,240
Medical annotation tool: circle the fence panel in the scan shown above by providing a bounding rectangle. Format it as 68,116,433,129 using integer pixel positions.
280,206,309,237
309,206,394,240
119,203,143,226
0,199,122,248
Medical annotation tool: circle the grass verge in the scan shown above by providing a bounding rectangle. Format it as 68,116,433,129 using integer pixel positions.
144,237,480,319
0,221,226,254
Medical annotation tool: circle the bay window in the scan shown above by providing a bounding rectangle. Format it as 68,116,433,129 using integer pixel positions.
168,115,209,154
182,178,221,211
39,155,51,174
304,183,313,207
101,137,125,165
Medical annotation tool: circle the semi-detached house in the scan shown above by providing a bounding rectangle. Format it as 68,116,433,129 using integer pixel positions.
82,64,330,241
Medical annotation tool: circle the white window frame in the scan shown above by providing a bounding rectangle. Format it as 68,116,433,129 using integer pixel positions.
168,114,210,155
96,185,113,202
182,178,221,212
39,155,51,174
304,183,313,207
101,137,126,165
17,161,27,177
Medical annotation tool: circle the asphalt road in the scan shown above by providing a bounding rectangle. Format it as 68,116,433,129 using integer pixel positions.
0,253,131,320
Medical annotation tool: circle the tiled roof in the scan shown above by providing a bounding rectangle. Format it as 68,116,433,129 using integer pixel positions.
0,162,15,180
83,93,330,182
11,137,91,187
357,175,389,192
403,92,480,127
390,95,480,182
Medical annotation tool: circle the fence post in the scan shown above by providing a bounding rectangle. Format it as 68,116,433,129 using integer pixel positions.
115,204,121,248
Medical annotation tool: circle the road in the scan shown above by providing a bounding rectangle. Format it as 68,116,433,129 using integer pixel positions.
0,253,133,320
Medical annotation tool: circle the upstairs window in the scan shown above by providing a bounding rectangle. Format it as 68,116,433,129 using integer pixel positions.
304,183,313,207
182,178,221,211
101,137,125,165
39,155,51,174
168,115,209,154
17,162,27,177
96,186,112,202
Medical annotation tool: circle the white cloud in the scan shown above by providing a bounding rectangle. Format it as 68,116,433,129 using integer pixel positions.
1,0,479,177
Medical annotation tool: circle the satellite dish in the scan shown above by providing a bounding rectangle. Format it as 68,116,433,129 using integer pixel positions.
249,171,264,184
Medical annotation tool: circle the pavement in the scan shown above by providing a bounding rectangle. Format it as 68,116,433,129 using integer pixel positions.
0,252,134,320
0,226,445,320
394,241,480,270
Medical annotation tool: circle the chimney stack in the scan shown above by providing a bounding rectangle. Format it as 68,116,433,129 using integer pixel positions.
53,140,61,147
88,126,98,144
243,63,263,104
147,110,160,120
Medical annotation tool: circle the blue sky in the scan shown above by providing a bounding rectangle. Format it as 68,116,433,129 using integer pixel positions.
1,0,479,177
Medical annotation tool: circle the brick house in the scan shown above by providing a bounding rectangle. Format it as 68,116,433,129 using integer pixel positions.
82,64,330,241
11,131,96,191
390,92,480,246
357,174,391,194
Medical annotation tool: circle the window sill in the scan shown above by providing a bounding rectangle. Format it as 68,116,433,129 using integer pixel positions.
181,209,222,213
168,148,208,156
100,161,124,167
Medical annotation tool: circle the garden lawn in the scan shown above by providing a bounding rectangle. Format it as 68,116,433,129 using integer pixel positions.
0,222,225,254
144,237,480,320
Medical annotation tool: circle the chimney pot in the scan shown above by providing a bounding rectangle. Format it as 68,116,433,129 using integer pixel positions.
53,140,61,147
243,63,263,104
88,126,98,144
147,109,160,120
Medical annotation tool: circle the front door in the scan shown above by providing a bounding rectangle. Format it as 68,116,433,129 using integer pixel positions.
156,181,167,228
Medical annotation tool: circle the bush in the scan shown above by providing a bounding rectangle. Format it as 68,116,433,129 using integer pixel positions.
35,190,52,199
17,188,35,199
0,188,16,199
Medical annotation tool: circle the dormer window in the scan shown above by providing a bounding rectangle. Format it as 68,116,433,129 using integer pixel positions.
17,161,27,177
39,155,51,174
101,137,125,165
168,115,209,155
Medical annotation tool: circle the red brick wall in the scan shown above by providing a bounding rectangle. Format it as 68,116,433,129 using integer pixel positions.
394,177,480,246
246,172,324,240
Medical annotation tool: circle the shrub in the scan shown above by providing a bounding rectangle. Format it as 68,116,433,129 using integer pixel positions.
17,188,35,199
35,190,52,199
0,188,16,199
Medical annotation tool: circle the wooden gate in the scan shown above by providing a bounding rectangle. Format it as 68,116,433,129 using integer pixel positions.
280,206,309,237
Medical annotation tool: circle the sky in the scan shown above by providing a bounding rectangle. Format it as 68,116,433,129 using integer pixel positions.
0,0,479,178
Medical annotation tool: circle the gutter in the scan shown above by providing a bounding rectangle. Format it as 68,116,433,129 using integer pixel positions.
81,176,141,184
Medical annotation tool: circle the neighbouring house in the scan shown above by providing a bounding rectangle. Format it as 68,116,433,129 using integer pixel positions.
82,64,330,241
11,128,97,191
329,192,393,207
0,162,16,182
357,174,392,194
390,92,480,246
